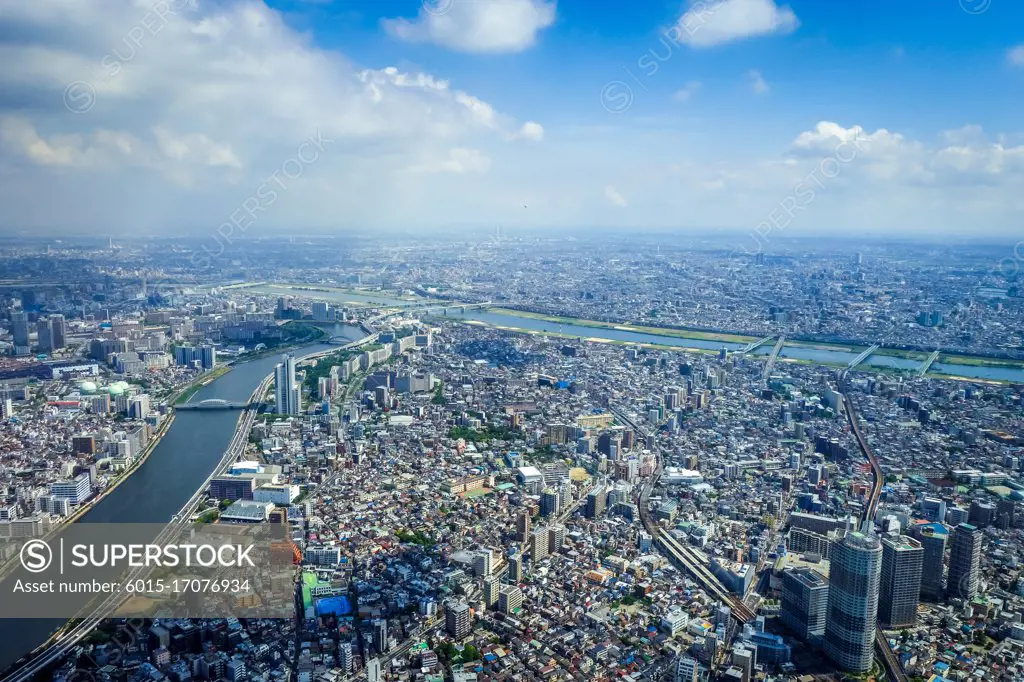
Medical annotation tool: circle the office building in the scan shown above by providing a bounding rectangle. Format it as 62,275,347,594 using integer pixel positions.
540,488,560,517
780,568,829,642
50,314,66,350
274,354,301,414
50,473,92,505
372,619,387,653
913,523,948,600
968,500,996,529
445,601,471,639
661,608,690,637
209,476,256,501
824,532,881,673
585,485,607,518
920,497,946,523
10,311,29,354
732,645,755,682
472,549,493,577
36,318,52,353
947,523,982,600
879,535,923,628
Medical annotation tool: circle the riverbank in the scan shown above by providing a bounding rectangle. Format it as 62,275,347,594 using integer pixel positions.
174,365,232,405
0,361,243,582
447,314,1024,384
486,307,760,345
0,328,382,679
484,307,1024,370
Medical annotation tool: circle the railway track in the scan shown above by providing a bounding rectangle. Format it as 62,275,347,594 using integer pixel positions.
612,408,755,624
840,378,908,682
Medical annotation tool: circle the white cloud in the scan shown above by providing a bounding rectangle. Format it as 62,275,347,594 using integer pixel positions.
673,0,798,49
0,0,548,232
605,185,627,208
382,0,556,54
1008,45,1024,67
673,81,702,102
409,147,492,174
517,121,545,141
748,69,769,94
0,0,1022,239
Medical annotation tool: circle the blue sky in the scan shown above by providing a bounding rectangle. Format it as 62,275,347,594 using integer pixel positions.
272,0,1024,137
1,0,1022,238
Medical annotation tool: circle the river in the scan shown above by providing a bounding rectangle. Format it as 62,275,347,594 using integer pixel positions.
445,310,1024,383
0,325,363,673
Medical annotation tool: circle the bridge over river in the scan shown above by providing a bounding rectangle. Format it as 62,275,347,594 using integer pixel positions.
175,398,257,411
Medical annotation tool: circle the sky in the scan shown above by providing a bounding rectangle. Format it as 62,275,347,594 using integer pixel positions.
1,0,1023,241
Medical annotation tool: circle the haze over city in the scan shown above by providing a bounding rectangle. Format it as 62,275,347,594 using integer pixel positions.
2,2,1024,682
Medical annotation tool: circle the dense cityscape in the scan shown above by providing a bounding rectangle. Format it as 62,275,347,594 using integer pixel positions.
3,0,1024,680
0,235,1021,682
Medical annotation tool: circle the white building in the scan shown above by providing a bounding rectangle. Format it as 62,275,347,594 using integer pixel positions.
253,483,300,505
274,354,301,414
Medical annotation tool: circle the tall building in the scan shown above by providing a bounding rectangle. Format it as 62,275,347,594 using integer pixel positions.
947,523,982,600
540,488,560,517
10,311,29,353
445,601,471,639
879,535,923,628
50,314,66,350
472,549,493,577
482,575,499,608
780,568,829,642
912,523,948,600
548,525,566,553
312,301,330,321
530,528,550,563
274,354,301,414
338,642,352,673
585,486,607,518
199,344,217,370
515,509,531,542
508,553,524,582
36,318,52,353
372,619,387,654
824,532,882,673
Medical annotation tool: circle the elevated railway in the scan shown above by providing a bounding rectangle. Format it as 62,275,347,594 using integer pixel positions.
612,408,755,624
840,376,909,682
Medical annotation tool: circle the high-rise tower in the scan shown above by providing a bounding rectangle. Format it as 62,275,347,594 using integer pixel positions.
947,523,982,600
912,523,948,600
824,532,882,673
274,354,301,414
879,535,923,627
